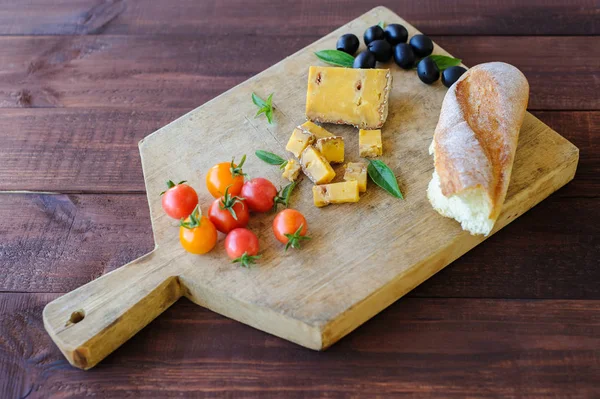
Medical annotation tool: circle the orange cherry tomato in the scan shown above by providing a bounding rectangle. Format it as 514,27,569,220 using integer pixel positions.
179,206,218,254
206,155,246,198
161,180,198,219
273,209,310,250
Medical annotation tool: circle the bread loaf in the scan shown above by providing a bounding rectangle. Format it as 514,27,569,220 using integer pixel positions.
427,62,529,235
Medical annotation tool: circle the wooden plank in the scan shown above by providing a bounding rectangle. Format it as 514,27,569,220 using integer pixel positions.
40,8,580,368
0,0,597,36
1,193,598,299
3,293,599,397
0,35,597,110
0,109,596,194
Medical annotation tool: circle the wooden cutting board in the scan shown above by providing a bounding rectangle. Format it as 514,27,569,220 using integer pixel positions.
43,6,579,370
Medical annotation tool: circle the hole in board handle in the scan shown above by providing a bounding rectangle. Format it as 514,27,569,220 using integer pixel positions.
66,309,85,326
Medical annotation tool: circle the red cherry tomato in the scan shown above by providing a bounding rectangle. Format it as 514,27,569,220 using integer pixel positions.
208,187,249,233
161,180,198,219
241,178,278,213
205,155,246,198
225,228,261,267
273,209,310,250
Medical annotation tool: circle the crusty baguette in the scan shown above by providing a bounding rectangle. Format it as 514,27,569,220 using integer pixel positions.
427,62,529,236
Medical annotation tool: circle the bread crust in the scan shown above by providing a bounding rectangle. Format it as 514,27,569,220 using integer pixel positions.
431,62,529,222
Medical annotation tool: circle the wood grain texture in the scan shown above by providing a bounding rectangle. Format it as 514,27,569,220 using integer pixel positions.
0,109,596,194
0,193,598,299
0,35,597,110
42,8,580,369
0,0,597,36
4,293,600,398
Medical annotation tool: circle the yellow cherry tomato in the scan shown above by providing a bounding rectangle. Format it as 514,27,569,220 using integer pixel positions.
179,206,217,254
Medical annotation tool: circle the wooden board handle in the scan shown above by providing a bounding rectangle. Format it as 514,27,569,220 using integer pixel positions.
43,251,181,369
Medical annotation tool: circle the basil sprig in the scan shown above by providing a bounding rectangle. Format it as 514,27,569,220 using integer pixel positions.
428,55,462,71
314,50,355,68
252,93,274,124
255,150,288,169
367,159,403,199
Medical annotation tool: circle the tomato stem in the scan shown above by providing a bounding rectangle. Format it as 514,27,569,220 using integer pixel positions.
219,186,245,221
284,223,311,251
160,179,187,195
230,155,247,178
273,181,296,211
180,205,202,229
232,252,262,268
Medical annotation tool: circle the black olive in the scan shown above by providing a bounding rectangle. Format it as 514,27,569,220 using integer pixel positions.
364,25,385,46
417,57,440,84
384,24,408,45
442,66,468,88
393,43,416,70
409,34,434,58
353,50,376,69
367,40,392,62
336,34,360,55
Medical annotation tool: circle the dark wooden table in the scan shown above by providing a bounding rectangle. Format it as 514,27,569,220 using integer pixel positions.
1,1,598,397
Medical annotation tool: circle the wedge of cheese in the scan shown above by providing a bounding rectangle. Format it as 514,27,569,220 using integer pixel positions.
316,136,344,164
344,162,367,192
306,66,392,129
313,181,360,207
359,129,382,157
300,146,335,184
285,121,334,157
282,159,301,182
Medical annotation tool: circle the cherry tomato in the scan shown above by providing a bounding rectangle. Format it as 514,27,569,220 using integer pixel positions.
206,155,246,198
241,178,278,213
273,209,310,250
179,206,217,254
225,228,261,267
208,187,249,233
161,180,198,219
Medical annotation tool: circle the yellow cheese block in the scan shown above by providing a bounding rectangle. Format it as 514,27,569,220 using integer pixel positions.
312,180,360,207
285,121,334,157
359,129,382,157
300,146,335,184
344,162,367,192
306,66,392,129
282,159,301,182
316,136,344,164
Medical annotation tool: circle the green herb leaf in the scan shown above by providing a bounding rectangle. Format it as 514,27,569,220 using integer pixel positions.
255,150,286,166
378,21,385,29
252,93,275,124
314,50,355,68
367,159,403,199
429,55,462,71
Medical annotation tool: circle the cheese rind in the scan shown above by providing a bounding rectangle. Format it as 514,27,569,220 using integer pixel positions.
282,159,301,182
312,181,360,207
300,146,336,184
306,66,392,129
343,162,367,192
316,136,344,164
359,129,382,157
285,121,334,157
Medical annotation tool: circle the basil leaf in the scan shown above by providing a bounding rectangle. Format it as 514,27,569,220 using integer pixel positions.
429,55,462,71
255,150,286,166
314,50,355,68
252,92,267,108
367,159,403,199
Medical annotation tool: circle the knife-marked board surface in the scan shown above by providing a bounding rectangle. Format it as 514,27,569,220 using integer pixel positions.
43,6,578,369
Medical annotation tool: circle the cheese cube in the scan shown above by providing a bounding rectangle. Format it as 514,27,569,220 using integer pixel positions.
312,181,360,207
300,146,335,184
282,159,301,182
359,129,382,157
316,136,344,164
344,162,367,192
285,121,334,157
306,66,392,129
